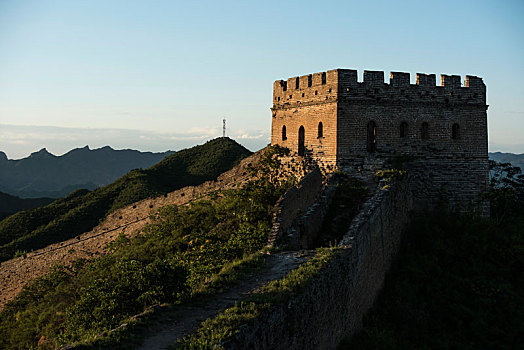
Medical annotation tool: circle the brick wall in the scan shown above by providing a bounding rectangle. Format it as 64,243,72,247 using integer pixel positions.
227,176,412,349
271,68,488,213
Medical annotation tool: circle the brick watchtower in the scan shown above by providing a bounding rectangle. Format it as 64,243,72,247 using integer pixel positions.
271,68,489,212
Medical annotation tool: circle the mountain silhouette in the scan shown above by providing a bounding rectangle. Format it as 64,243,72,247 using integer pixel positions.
0,146,174,198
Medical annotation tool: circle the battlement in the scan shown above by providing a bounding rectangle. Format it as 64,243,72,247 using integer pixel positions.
272,68,486,109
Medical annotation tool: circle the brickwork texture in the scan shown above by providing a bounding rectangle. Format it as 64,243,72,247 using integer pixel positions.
271,68,489,212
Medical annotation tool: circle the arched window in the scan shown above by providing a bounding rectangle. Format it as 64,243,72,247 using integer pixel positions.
367,121,377,153
400,122,408,138
421,122,429,140
452,123,460,139
317,122,323,139
298,126,305,156
282,125,287,141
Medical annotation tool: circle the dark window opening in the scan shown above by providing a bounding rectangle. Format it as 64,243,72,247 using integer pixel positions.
282,125,287,141
315,90,318,95
308,75,312,87
321,72,326,85
302,92,305,97
317,122,323,138
298,126,305,156
400,122,408,138
452,123,460,139
295,77,300,90
328,88,332,93
421,122,429,139
289,94,292,99
367,121,377,153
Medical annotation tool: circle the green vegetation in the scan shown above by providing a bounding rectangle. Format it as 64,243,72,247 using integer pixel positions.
173,247,338,349
0,145,292,350
485,160,524,224
375,168,406,189
0,138,252,262
340,161,524,349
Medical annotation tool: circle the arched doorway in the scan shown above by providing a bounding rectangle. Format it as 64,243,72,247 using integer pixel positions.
298,126,305,156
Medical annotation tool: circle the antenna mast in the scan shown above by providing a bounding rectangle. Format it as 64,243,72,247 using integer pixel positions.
222,118,226,138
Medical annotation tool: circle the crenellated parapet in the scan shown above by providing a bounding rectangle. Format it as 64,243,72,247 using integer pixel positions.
272,69,486,109
272,69,339,108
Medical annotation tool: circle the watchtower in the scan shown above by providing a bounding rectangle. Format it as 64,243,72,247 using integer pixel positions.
270,68,489,212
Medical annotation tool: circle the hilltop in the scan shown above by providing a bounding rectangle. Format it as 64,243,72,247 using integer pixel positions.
0,146,174,198
0,137,252,262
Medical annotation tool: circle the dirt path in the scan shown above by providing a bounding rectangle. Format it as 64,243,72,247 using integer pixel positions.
137,250,313,350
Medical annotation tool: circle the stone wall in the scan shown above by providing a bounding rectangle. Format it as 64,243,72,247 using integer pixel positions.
270,68,488,214
228,176,412,349
271,103,338,169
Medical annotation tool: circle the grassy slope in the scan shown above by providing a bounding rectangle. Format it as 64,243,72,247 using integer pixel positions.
0,138,252,261
0,146,289,350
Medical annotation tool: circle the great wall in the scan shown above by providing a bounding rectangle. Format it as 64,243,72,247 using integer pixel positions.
0,68,489,349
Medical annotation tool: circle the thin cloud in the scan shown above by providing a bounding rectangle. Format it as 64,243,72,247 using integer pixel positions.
0,124,268,159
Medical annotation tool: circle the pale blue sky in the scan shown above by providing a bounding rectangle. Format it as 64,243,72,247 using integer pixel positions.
0,0,523,158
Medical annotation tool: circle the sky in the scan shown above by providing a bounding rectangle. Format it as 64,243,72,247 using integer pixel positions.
0,0,523,159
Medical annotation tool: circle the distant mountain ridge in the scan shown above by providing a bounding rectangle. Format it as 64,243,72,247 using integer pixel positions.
0,146,174,198
489,152,524,171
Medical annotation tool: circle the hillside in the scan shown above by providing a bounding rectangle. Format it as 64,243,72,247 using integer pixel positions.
0,192,54,221
0,138,252,262
489,151,524,171
0,145,292,349
0,146,174,198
